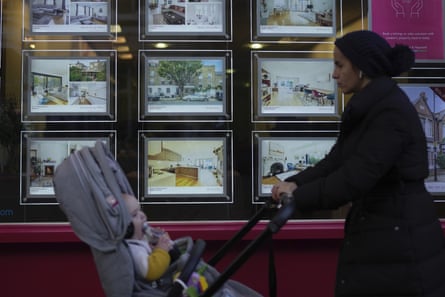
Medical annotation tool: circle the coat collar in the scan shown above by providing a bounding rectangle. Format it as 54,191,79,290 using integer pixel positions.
340,77,397,135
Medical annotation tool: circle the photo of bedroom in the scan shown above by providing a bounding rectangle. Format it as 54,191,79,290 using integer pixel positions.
258,0,334,36
146,139,225,195
28,58,108,114
259,58,336,115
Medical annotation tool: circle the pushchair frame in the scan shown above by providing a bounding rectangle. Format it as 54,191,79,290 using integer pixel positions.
53,141,296,297
182,197,295,297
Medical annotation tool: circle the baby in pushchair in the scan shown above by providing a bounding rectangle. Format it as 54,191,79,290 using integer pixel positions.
53,141,263,297
122,193,263,297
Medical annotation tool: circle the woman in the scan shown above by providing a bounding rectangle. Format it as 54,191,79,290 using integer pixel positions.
272,30,445,297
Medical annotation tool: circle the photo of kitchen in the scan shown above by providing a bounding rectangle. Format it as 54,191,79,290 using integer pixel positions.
260,58,335,115
146,139,225,195
259,138,335,195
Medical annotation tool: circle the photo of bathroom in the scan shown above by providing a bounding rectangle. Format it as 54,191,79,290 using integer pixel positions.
146,139,225,195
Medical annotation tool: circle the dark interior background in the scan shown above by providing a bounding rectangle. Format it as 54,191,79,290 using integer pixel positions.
1,0,443,223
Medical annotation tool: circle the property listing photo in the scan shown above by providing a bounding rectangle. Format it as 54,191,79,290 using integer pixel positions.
258,0,334,36
259,58,336,115
259,138,335,195
145,0,224,34
402,85,445,195
144,56,225,114
27,57,108,115
27,139,98,197
146,139,225,196
31,0,108,28
69,0,108,25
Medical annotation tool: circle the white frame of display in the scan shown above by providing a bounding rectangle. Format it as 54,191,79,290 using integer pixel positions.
138,49,233,123
20,130,116,205
139,0,232,42
138,129,233,205
252,130,338,204
21,50,117,123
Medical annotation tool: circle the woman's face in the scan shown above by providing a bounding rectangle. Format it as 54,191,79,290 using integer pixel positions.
123,194,147,240
332,47,369,94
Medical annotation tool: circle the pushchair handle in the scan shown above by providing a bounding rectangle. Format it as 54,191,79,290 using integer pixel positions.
268,194,296,233
167,239,206,297
207,197,280,266
201,196,296,297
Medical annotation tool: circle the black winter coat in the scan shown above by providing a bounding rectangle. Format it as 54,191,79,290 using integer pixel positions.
286,77,445,297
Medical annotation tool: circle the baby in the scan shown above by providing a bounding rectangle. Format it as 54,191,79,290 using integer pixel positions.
122,193,264,297
122,193,174,281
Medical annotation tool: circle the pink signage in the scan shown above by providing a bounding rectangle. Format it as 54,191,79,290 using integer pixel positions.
370,0,445,61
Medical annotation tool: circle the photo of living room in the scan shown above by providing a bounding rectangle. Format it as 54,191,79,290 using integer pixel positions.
31,0,108,33
260,59,335,115
69,1,108,25
259,0,334,36
146,139,225,195
145,0,223,33
28,139,97,196
259,138,335,194
32,0,70,25
29,58,108,114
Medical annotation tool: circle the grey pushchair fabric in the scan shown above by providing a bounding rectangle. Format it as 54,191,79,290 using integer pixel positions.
131,236,263,297
90,243,135,297
54,141,134,297
132,265,264,297
54,141,263,297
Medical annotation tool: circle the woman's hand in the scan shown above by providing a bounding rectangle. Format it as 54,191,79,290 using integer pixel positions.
271,181,297,202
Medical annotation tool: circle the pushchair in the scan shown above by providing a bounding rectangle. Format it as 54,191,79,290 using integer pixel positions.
53,141,296,297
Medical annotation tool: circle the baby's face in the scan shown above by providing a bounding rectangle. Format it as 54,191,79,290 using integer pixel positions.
123,194,147,240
